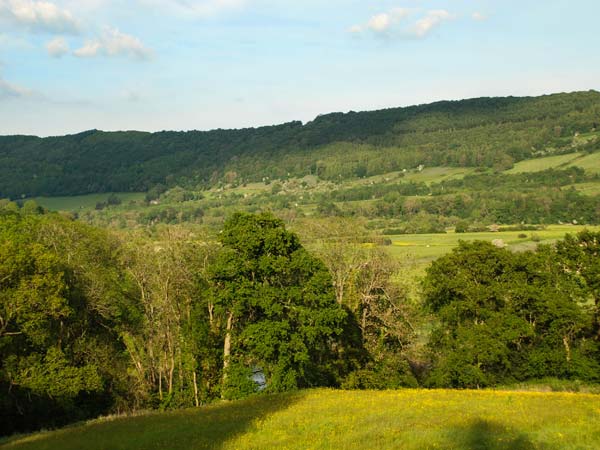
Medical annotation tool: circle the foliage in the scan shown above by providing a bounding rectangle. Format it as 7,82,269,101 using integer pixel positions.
422,238,600,388
1,91,599,198
208,212,354,395
0,210,136,435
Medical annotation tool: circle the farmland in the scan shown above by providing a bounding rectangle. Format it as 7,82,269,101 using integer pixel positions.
33,193,146,212
385,225,600,277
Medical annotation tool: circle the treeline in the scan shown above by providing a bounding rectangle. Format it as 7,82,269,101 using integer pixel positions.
1,91,599,198
312,168,600,227
0,208,414,436
1,206,599,436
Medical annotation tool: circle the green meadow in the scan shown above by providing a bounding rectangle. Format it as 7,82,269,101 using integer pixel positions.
385,225,600,283
506,153,582,173
33,193,146,211
507,151,600,175
2,389,599,450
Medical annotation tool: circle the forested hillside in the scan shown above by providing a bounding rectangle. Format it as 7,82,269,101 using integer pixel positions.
1,91,599,198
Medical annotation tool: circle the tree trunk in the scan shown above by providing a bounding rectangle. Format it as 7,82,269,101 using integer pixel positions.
193,370,200,407
158,368,163,401
168,353,175,395
222,312,234,386
563,335,572,362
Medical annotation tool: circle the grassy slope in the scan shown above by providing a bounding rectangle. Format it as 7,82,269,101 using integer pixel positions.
507,151,600,175
2,389,599,450
34,193,146,211
506,153,581,173
567,152,600,173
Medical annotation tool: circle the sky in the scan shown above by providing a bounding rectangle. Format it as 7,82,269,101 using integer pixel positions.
1,0,599,136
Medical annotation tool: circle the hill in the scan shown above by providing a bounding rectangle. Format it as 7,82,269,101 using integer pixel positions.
2,389,599,450
1,90,599,198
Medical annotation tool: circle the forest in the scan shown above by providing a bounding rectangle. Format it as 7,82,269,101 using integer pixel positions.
2,204,599,436
1,91,599,198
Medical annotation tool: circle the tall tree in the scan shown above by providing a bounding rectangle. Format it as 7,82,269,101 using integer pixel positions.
208,212,352,397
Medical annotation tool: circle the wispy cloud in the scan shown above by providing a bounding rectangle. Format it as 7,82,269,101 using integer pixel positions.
411,10,454,38
138,0,246,17
472,12,488,22
350,7,455,39
46,35,69,57
0,0,80,34
73,27,153,60
0,75,34,99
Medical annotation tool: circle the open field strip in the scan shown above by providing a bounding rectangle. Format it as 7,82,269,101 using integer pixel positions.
566,152,600,174
506,153,582,173
33,193,146,211
385,225,600,287
2,389,599,450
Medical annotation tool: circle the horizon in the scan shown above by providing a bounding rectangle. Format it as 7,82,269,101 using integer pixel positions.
3,88,598,138
2,1,600,136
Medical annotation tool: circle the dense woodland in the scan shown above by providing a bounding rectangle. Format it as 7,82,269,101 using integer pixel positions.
1,91,599,198
1,205,599,436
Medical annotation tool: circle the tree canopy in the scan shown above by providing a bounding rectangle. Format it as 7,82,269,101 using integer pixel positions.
1,91,599,198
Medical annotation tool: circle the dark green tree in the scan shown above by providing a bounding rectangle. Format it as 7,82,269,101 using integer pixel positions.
208,212,352,397
0,211,135,435
422,240,598,388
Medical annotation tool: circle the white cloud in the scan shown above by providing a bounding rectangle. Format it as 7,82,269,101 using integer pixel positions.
74,27,152,60
0,0,80,34
411,9,454,38
472,12,487,22
367,13,391,33
46,36,69,57
0,76,33,98
352,7,410,35
350,8,454,39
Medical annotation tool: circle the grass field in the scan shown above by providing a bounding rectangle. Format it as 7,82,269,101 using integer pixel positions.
567,152,600,174
33,193,146,211
399,167,479,184
385,225,600,287
506,153,582,174
567,182,600,195
505,151,600,175
2,389,599,450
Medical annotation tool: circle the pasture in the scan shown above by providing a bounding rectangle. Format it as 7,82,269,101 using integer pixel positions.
2,389,599,450
33,193,146,211
567,152,600,174
506,153,581,174
385,225,600,284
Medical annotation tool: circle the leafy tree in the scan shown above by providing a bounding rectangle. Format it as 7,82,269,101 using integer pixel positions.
422,241,598,388
0,211,135,435
556,230,600,339
208,212,352,396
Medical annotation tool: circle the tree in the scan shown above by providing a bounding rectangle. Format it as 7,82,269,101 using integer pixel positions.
296,218,417,388
121,227,217,408
0,211,135,435
556,230,600,339
208,212,351,397
422,240,598,388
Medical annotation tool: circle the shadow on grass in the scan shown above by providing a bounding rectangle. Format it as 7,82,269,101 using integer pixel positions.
1,391,305,450
443,419,556,450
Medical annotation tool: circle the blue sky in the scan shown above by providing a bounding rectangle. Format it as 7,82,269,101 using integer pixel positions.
1,0,599,136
